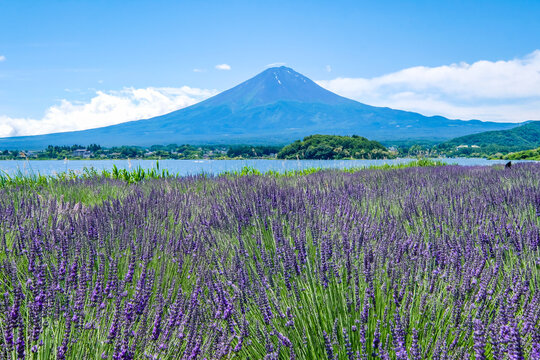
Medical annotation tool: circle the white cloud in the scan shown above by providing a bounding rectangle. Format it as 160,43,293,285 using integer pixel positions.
193,68,206,73
0,86,217,137
215,63,231,71
326,65,332,72
266,62,286,68
0,55,6,62
317,50,540,122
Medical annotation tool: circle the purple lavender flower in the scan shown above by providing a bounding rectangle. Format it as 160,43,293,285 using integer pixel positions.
342,328,354,360
323,331,335,360
473,319,486,360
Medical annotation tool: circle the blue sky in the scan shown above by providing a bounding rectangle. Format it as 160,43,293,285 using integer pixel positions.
1,0,540,136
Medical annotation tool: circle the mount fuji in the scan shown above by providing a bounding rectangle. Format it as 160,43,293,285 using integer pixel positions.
0,66,519,149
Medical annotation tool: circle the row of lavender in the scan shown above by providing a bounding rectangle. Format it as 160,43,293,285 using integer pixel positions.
1,164,539,359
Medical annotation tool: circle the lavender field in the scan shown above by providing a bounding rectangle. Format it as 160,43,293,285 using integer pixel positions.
1,164,540,359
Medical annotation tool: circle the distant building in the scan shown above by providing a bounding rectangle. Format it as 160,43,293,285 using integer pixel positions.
72,149,92,158
21,151,38,158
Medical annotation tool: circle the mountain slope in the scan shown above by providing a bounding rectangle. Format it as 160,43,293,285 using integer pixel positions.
439,121,540,154
0,66,521,150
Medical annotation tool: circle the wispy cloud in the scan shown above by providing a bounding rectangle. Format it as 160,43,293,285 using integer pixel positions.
326,65,332,72
215,63,231,71
317,50,540,123
266,62,286,68
193,68,206,73
0,55,6,62
0,86,217,137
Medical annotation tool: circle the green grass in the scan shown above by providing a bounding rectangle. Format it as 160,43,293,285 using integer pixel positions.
0,159,447,188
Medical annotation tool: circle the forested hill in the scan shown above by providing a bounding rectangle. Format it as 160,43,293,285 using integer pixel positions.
437,121,540,155
500,147,540,160
277,134,394,160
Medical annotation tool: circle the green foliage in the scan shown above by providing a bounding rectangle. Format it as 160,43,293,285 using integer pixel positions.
437,121,540,157
226,145,282,158
0,161,173,187
277,134,395,160
109,163,171,183
0,143,281,160
499,146,540,160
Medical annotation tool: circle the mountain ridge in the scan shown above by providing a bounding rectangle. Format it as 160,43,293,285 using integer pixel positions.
0,66,522,150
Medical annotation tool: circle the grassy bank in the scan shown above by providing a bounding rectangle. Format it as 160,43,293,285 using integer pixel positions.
0,158,447,187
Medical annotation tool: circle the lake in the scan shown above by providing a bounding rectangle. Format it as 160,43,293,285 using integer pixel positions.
0,158,535,177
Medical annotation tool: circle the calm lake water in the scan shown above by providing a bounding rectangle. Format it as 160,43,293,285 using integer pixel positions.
0,158,535,177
